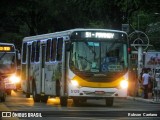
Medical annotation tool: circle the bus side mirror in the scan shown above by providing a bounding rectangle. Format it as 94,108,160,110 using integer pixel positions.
18,53,21,60
16,49,21,60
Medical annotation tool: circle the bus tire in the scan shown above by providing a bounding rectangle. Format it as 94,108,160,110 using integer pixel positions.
0,94,6,102
41,96,48,103
105,97,114,107
6,90,11,95
26,93,30,98
32,85,40,102
60,97,67,106
56,80,60,96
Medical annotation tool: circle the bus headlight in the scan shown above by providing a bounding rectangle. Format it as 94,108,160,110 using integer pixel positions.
71,80,79,87
120,80,128,89
9,75,20,83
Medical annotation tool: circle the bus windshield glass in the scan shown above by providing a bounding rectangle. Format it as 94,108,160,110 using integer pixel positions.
69,40,128,73
0,53,16,74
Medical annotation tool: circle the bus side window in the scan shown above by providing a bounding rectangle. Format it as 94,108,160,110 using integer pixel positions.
35,41,40,62
31,41,36,62
56,38,63,61
51,38,57,61
22,42,27,63
46,39,51,62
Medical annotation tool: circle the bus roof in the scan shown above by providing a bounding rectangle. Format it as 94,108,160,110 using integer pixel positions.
22,28,127,42
0,42,15,52
0,42,15,46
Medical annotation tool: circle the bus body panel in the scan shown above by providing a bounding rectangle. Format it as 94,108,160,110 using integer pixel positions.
68,87,127,98
21,29,129,105
67,68,128,98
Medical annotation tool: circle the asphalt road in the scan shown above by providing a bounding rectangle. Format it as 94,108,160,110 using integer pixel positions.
0,90,160,120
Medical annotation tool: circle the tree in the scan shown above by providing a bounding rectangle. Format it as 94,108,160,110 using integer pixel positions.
0,0,160,50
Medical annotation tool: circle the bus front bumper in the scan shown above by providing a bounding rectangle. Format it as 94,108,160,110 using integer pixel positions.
68,87,127,98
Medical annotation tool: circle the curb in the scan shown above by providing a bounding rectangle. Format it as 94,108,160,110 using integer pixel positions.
127,96,160,104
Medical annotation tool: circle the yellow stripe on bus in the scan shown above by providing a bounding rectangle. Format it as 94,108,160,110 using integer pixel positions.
72,75,124,88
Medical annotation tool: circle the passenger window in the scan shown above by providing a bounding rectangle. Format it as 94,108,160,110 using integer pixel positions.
22,43,27,63
31,41,36,62
35,41,40,62
46,39,51,62
56,38,63,61
51,38,57,61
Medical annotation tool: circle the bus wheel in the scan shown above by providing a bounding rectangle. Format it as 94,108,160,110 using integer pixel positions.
56,80,60,96
6,90,11,95
0,93,6,102
41,96,48,103
32,87,40,102
105,97,114,107
26,93,30,98
60,97,67,106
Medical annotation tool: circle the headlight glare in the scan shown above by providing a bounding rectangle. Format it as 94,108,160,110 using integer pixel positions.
71,80,79,87
9,75,20,83
120,80,128,89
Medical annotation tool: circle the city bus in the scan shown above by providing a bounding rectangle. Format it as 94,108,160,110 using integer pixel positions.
21,28,129,106
0,42,21,96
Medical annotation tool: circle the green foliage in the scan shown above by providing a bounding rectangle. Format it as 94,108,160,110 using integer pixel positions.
0,0,160,50
88,21,106,28
128,0,160,50
0,33,23,50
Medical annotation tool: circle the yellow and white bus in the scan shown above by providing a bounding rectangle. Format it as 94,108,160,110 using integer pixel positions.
21,28,129,106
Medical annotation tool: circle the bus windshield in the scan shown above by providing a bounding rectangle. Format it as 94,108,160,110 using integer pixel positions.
0,53,16,74
69,40,128,73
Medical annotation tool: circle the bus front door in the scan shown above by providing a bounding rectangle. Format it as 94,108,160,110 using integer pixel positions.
39,43,48,102
26,44,31,98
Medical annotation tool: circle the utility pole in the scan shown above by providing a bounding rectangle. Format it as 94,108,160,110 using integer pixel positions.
129,31,151,96
130,31,150,76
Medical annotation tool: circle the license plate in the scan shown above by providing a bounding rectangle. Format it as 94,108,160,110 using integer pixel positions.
5,83,16,89
95,91,105,95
